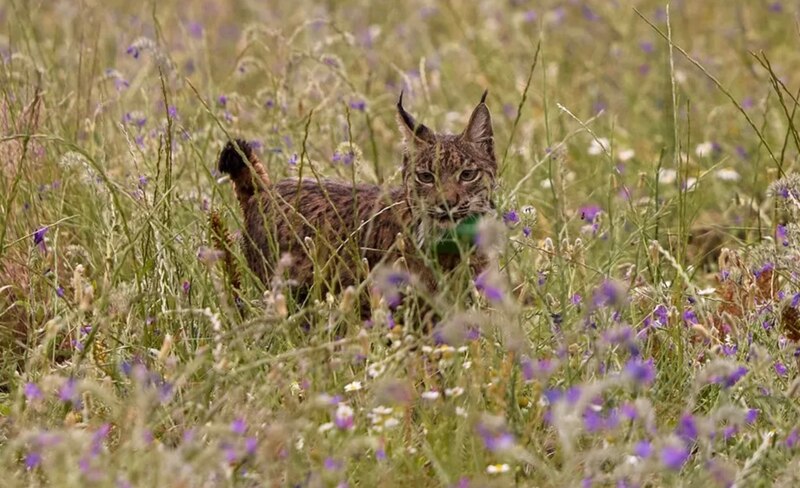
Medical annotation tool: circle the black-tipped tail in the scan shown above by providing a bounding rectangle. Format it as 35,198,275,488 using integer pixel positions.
218,139,254,177
218,138,269,203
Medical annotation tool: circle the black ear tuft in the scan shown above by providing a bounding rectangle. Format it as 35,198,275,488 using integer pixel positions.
396,92,434,147
479,89,488,105
218,139,253,176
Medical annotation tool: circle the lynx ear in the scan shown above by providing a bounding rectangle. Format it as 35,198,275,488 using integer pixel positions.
397,91,434,150
463,90,493,154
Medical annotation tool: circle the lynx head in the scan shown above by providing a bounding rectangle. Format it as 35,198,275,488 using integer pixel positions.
397,91,497,229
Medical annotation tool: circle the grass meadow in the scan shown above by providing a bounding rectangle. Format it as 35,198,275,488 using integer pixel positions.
3,0,800,486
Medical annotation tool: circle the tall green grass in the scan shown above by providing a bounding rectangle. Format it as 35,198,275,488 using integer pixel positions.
2,1,800,486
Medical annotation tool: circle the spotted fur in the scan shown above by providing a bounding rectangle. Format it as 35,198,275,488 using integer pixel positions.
218,92,497,295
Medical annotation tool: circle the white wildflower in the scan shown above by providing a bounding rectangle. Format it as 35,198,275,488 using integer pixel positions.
486,464,511,474
421,390,440,401
344,381,362,392
588,137,610,156
445,387,465,397
715,168,740,182
695,141,714,158
367,363,386,378
658,168,677,184
618,148,635,162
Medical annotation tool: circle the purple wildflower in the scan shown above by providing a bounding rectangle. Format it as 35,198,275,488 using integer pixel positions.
721,343,737,356
182,280,191,294
245,437,258,455
324,457,343,471
661,445,689,470
349,99,366,111
33,226,47,252
217,95,228,107
592,280,622,308
59,378,81,408
621,402,638,420
126,45,140,58
745,409,759,424
187,21,203,38
753,262,774,278
634,440,652,458
775,362,788,376
777,224,789,246
786,429,799,448
624,358,655,386
24,382,42,401
676,413,698,442
522,226,531,237
653,304,669,325
580,205,602,223
25,452,42,469
682,309,698,325
474,271,504,303
721,366,748,388
476,423,515,452
503,209,520,225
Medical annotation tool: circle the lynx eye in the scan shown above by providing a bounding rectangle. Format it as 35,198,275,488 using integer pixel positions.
459,169,480,183
415,171,435,184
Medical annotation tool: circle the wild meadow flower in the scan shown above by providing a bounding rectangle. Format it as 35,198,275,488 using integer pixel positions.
344,381,362,392
486,464,510,474
444,387,464,397
244,437,258,455
324,457,343,471
421,390,440,400
349,99,366,111
661,443,690,470
476,418,515,453
520,357,556,381
658,168,678,185
624,358,655,386
676,413,698,443
715,365,748,389
33,226,47,252
474,270,505,303
715,168,740,182
503,209,520,226
334,404,355,430
592,279,622,309
231,418,247,435
695,141,714,158
583,408,619,433
786,429,799,448
24,382,43,401
587,138,609,156
634,440,652,458
580,205,602,224
25,452,42,470
777,225,789,246
774,362,788,376
59,378,81,407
